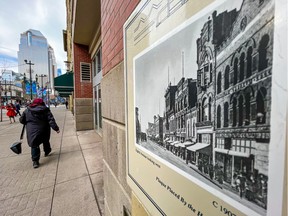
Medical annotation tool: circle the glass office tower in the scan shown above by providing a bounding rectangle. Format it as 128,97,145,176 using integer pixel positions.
17,29,57,94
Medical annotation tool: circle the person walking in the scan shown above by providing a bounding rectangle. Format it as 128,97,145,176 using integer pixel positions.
15,101,21,116
6,103,16,123
65,100,68,109
19,98,60,168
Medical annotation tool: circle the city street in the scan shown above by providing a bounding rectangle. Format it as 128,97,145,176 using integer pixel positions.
0,105,104,216
139,139,266,216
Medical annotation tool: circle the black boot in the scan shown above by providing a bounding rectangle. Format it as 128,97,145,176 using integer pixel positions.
33,161,40,168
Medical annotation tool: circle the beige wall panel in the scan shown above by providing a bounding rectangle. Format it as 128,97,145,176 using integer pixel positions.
103,163,131,216
102,120,132,196
75,106,93,115
75,114,93,122
75,121,94,131
105,203,112,216
131,193,149,216
75,98,93,106
102,62,125,124
74,98,93,131
103,120,119,176
116,123,131,195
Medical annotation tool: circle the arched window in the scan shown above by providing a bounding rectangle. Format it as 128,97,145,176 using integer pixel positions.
246,47,253,78
210,63,213,83
197,104,201,122
238,95,244,126
224,102,229,127
217,105,221,128
217,72,222,94
245,93,251,125
208,97,212,121
232,97,237,126
256,87,267,124
233,58,239,85
240,53,245,81
224,66,230,90
258,34,270,71
202,98,208,121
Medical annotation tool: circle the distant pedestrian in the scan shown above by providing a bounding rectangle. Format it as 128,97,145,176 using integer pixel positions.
15,101,21,116
208,163,214,179
239,173,246,198
6,103,16,123
65,100,68,109
19,98,60,168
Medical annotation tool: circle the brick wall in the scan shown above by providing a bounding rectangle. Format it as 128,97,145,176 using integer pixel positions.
101,0,139,75
73,43,93,98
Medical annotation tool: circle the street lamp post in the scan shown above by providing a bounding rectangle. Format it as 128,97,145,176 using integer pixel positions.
24,60,34,100
38,74,47,99
4,79,7,104
9,75,12,103
46,82,50,108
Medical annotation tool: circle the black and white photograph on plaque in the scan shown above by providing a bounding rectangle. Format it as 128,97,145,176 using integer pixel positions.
134,0,274,215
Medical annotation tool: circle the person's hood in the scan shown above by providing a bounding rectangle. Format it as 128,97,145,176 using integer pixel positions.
27,105,49,113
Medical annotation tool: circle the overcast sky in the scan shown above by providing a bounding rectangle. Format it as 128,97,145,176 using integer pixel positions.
0,0,66,73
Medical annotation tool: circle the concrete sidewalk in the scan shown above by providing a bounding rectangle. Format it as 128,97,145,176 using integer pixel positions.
0,105,104,216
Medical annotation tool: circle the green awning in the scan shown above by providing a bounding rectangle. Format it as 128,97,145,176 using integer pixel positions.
54,72,74,97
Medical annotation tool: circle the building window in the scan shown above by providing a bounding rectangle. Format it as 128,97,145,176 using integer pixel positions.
217,105,221,128
224,102,229,127
93,47,102,77
94,86,98,127
246,47,253,78
197,104,201,122
184,95,187,107
256,87,267,124
217,72,222,94
224,66,230,90
245,93,251,125
98,86,102,128
232,97,237,126
224,138,232,150
238,95,244,126
202,98,208,121
240,53,245,82
208,97,212,121
210,63,213,83
233,58,238,85
204,64,209,85
80,62,91,82
187,120,190,137
96,48,102,73
258,34,270,71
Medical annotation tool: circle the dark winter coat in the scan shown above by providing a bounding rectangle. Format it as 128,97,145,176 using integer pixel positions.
19,105,59,147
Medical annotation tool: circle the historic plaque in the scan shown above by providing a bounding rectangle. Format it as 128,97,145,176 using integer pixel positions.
124,0,287,215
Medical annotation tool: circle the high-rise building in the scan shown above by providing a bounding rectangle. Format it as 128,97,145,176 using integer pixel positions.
17,29,56,95
57,68,62,76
